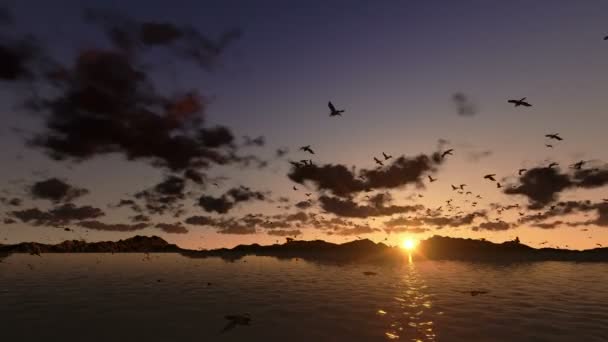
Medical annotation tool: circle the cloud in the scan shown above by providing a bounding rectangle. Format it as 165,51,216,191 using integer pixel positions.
473,220,512,231
243,135,265,147
11,204,104,226
135,176,186,215
184,215,215,226
0,197,22,206
384,227,430,234
319,195,423,218
78,220,149,232
504,167,572,209
451,92,477,116
294,200,313,210
30,178,88,202
197,186,266,213
328,225,380,236
505,165,608,208
288,152,442,197
267,229,302,237
155,222,188,234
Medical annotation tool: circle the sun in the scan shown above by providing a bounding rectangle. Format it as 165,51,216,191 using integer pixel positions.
402,238,417,251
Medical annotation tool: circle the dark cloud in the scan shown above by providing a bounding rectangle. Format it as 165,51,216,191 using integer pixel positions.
451,92,477,116
11,204,104,226
294,200,313,210
79,220,149,232
267,229,302,237
243,135,265,147
135,176,186,215
504,167,572,209
319,195,423,218
3,218,16,224
384,227,429,234
0,197,22,206
155,222,188,234
473,220,512,231
131,214,150,222
30,178,89,203
197,186,266,214
505,165,608,209
217,224,256,235
328,225,380,236
184,215,215,226
288,152,442,197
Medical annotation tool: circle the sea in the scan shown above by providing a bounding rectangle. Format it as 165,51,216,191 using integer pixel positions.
1,253,607,341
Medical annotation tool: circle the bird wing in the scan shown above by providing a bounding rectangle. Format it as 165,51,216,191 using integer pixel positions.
521,102,531,107
507,100,516,104
328,102,336,111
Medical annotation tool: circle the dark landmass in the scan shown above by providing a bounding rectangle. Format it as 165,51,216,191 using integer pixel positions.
1,235,608,263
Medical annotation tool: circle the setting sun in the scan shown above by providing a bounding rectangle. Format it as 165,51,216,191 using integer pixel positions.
402,239,417,251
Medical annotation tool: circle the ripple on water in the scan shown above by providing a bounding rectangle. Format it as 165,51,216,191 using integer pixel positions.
0,255,607,341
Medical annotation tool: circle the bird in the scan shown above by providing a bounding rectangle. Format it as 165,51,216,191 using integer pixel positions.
548,162,559,168
451,185,458,191
545,144,553,148
604,36,608,41
459,184,467,190
441,149,454,158
518,168,527,175
466,191,472,195
299,145,315,154
428,175,437,183
373,157,384,166
382,152,393,160
476,195,482,199
507,97,532,107
484,174,497,181
497,182,502,188
292,186,298,191
545,133,563,141
571,160,585,170
305,193,311,197
222,314,252,333
328,101,344,117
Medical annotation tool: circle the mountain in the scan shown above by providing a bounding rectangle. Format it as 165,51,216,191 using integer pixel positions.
0,235,183,254
1,235,608,263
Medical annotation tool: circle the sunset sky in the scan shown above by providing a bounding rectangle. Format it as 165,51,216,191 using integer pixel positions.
1,0,608,250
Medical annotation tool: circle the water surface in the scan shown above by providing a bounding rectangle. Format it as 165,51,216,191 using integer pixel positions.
1,254,606,341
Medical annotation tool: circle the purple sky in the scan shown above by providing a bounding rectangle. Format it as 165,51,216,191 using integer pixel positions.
1,0,608,249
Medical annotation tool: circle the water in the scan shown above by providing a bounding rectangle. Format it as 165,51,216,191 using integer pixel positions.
1,254,607,341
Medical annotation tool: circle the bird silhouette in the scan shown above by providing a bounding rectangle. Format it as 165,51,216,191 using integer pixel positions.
382,152,393,160
507,97,532,107
373,157,384,166
459,184,467,190
497,182,502,188
441,149,454,158
604,36,608,41
466,191,472,195
428,175,437,183
484,174,497,181
292,186,298,191
545,133,563,141
451,185,458,191
548,162,559,168
476,195,482,199
518,168,527,175
305,193,311,197
328,101,344,117
571,160,585,170
545,144,554,148
299,145,315,154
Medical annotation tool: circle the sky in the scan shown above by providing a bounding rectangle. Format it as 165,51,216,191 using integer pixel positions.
1,0,608,250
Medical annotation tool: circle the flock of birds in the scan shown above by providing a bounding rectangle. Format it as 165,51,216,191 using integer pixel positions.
284,92,608,250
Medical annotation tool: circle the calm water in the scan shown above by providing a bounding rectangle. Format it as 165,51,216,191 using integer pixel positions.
1,254,607,341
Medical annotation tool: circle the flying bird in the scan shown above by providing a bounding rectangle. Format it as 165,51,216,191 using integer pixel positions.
428,175,437,183
545,133,563,141
328,101,344,117
451,185,458,191
441,149,454,159
459,184,467,190
545,144,554,148
518,168,527,175
507,97,532,107
497,182,502,189
382,152,393,160
373,157,384,166
292,186,298,191
548,162,559,168
299,145,315,154
484,174,497,181
305,193,311,197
